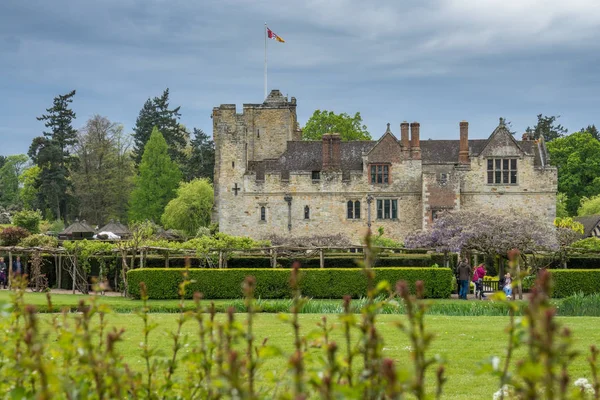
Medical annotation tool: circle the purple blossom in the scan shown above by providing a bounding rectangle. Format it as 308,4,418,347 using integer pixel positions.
405,208,559,255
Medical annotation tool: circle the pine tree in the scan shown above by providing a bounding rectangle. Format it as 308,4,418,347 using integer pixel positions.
131,89,187,166
525,114,568,142
184,128,215,181
28,90,77,221
129,128,182,222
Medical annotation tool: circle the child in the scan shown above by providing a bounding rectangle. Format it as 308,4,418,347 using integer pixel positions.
503,272,513,300
473,264,487,300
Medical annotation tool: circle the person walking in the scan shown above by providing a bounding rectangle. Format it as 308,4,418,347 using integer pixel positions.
473,264,487,300
0,257,7,289
457,256,472,300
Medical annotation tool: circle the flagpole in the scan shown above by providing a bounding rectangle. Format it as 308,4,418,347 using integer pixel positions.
264,22,267,99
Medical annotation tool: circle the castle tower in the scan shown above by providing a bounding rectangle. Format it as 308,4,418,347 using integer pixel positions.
212,89,299,225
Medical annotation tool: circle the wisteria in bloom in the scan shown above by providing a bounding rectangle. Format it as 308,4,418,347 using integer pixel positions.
405,208,559,255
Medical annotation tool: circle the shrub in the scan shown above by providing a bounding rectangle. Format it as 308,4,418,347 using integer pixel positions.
11,210,42,234
19,234,59,248
0,226,31,246
127,267,454,300
550,269,600,298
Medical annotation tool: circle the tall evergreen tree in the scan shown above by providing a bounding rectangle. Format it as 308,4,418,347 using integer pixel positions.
129,128,182,222
525,114,568,142
28,90,78,221
131,89,187,166
184,128,215,181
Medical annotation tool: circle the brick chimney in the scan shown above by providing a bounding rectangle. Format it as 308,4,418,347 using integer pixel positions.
400,121,410,150
322,133,341,170
459,121,469,164
410,122,421,159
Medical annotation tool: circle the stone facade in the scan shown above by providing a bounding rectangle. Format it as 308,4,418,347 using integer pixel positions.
213,90,557,243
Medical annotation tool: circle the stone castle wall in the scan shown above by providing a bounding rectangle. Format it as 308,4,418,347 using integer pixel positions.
213,92,558,243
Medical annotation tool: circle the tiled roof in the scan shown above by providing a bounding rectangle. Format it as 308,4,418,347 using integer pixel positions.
574,215,600,237
248,137,545,175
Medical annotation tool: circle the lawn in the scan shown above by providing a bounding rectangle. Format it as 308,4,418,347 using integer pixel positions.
29,312,600,399
3,289,599,398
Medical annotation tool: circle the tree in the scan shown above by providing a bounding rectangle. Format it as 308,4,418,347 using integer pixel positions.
183,128,215,181
404,208,558,256
0,154,28,207
577,195,600,216
161,178,214,236
547,131,600,215
19,165,41,210
580,125,599,141
302,110,371,141
525,114,568,142
28,90,78,221
556,192,569,218
129,128,182,222
12,209,42,234
553,217,584,268
131,89,187,166
72,115,134,225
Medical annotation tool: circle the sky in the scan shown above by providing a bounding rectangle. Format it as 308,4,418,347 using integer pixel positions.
1,0,599,155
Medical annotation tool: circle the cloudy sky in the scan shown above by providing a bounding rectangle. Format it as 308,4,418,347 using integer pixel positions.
1,0,599,155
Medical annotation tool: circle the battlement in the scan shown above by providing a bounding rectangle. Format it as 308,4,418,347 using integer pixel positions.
213,90,297,117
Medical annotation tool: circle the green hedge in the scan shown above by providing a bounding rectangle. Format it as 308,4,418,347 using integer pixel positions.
550,270,600,298
127,268,454,300
226,255,437,269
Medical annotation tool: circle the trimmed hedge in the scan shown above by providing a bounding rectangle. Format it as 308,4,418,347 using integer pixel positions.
127,267,454,300
226,255,438,269
550,270,600,298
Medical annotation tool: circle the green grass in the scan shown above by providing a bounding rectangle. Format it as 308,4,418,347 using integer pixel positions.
5,291,600,316
28,312,600,399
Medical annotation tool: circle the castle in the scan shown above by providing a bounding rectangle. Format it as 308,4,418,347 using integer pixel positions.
212,90,557,243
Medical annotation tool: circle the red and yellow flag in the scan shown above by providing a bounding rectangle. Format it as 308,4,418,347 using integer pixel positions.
267,27,285,43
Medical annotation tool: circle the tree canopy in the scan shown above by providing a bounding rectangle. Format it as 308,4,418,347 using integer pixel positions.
547,131,600,215
526,114,568,142
556,192,569,218
404,208,558,256
302,110,371,141
129,128,182,222
28,90,78,221
183,128,215,182
0,154,28,208
161,178,214,236
577,195,600,217
132,89,187,166
72,115,134,225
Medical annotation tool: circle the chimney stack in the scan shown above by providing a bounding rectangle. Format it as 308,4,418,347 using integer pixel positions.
459,121,469,164
400,121,410,150
410,122,421,159
322,133,341,170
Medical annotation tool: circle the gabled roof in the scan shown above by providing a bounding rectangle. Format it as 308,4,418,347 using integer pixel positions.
477,118,525,157
574,215,600,237
60,219,95,234
364,123,402,157
98,220,130,236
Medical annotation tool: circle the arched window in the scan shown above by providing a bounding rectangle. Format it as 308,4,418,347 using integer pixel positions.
354,201,361,219
304,205,310,220
260,206,266,221
347,200,354,219
232,161,235,168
